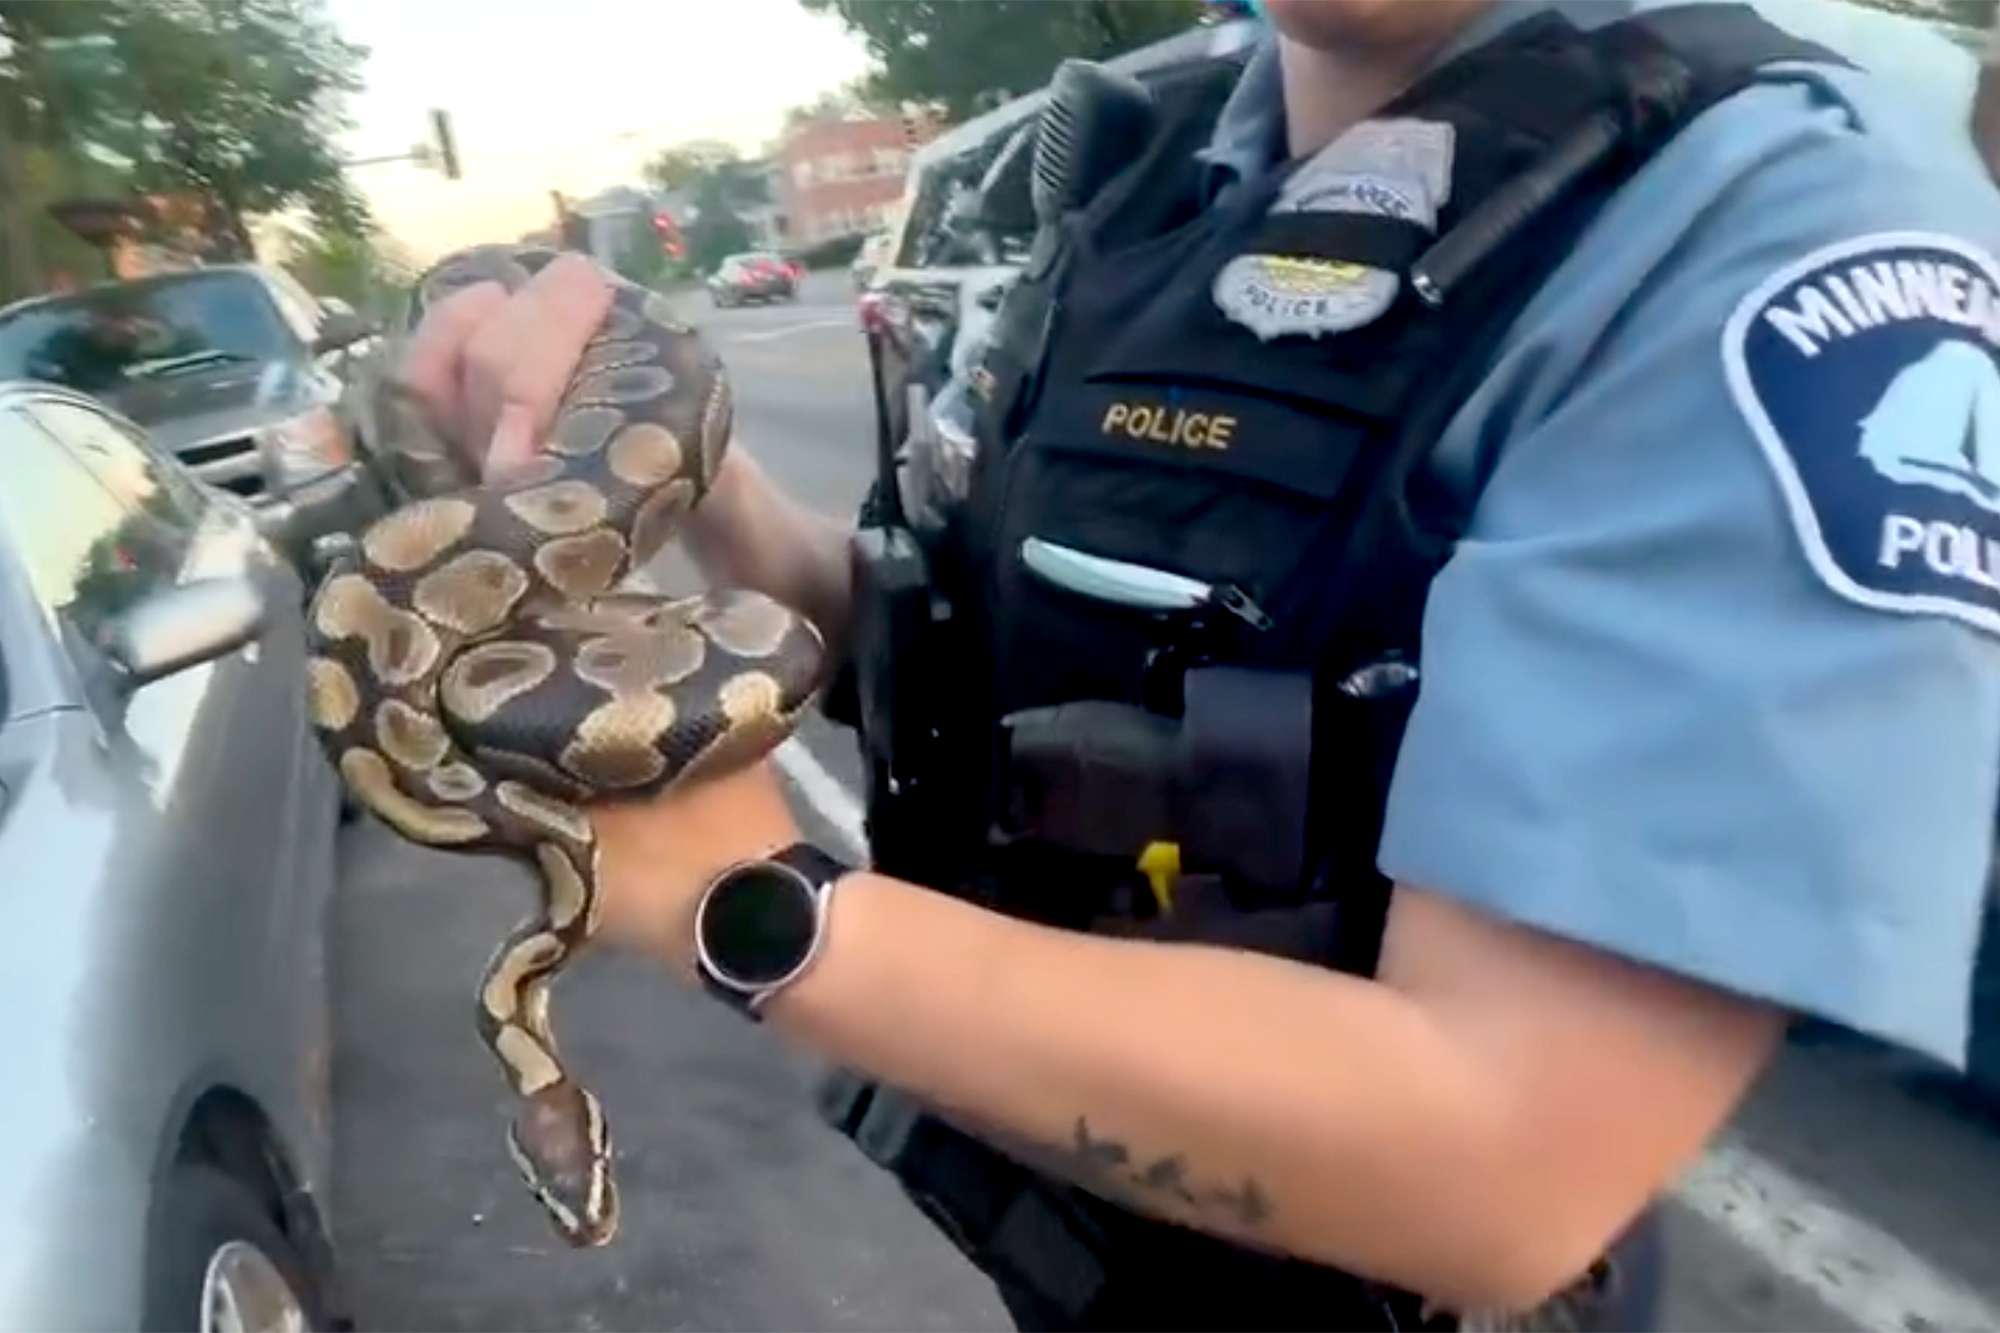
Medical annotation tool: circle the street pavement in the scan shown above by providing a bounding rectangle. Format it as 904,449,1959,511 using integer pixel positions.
328,270,2000,1331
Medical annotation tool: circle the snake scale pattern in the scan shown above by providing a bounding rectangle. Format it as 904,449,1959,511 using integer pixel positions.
303,245,824,1246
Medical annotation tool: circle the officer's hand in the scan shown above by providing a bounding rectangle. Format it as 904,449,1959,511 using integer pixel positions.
394,251,768,551
399,252,616,481
589,761,802,974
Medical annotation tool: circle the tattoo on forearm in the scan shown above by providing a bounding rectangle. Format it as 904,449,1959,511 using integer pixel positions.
1014,1116,1274,1231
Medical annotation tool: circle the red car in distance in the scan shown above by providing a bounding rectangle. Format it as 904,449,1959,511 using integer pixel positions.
707,251,801,308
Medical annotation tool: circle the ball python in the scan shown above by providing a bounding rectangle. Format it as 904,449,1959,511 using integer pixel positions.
303,245,824,1246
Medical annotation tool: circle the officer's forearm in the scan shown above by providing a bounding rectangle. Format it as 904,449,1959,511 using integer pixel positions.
770,875,1505,1302
769,872,1778,1312
684,448,853,647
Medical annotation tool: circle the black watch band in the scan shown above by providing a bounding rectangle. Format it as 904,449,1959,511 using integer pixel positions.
770,841,852,892
695,842,853,1019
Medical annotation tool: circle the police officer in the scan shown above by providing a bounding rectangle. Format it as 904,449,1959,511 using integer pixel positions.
400,0,2000,1326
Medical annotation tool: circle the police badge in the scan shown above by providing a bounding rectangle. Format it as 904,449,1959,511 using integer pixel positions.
1214,118,1454,341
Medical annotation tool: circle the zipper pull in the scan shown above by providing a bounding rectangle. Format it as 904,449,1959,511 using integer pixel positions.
1210,583,1272,631
1018,538,1274,631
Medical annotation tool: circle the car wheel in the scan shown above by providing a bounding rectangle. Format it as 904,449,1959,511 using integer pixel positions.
144,1164,323,1333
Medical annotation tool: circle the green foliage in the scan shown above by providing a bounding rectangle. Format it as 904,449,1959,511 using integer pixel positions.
800,0,1205,120
0,0,368,285
0,2,120,294
90,0,370,250
282,222,414,320
782,78,891,128
640,141,767,274
641,140,740,193
686,171,754,275
611,214,670,289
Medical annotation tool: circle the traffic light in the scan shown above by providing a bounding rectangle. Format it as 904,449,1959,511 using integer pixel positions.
430,109,461,180
651,211,684,260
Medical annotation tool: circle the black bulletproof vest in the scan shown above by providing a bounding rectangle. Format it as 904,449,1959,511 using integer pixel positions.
939,5,1843,975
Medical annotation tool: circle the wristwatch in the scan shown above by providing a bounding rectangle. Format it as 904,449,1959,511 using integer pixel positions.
694,842,852,1018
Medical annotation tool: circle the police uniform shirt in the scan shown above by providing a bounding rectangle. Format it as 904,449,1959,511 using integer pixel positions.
1208,0,2000,1065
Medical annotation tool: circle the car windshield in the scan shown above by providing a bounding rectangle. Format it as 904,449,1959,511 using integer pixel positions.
0,271,291,395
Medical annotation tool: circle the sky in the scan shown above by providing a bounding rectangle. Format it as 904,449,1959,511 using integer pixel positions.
324,0,873,262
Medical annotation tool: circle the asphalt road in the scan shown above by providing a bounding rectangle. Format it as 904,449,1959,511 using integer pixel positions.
329,270,2000,1331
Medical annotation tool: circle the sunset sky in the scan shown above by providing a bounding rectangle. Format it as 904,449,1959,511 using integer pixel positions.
326,0,872,261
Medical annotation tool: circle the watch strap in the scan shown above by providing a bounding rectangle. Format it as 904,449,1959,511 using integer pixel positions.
770,841,852,892
700,967,763,1016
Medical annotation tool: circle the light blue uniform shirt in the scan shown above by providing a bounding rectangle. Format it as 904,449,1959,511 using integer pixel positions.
1212,0,2000,1064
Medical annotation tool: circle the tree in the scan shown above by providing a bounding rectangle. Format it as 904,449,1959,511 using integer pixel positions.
0,0,368,283
610,214,670,289
0,2,128,294
639,139,767,273
281,220,414,320
782,78,891,128
685,169,753,274
93,0,370,257
800,0,1204,120
641,139,740,194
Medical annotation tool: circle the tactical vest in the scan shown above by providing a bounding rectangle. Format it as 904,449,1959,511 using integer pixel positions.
836,8,1842,1328
908,4,1845,953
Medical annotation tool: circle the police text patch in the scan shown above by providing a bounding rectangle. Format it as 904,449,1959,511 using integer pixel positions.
1724,232,2000,636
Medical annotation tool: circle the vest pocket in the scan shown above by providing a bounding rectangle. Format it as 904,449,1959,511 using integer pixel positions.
987,376,1386,712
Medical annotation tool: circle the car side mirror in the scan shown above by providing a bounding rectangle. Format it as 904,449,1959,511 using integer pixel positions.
314,308,374,353
102,578,267,690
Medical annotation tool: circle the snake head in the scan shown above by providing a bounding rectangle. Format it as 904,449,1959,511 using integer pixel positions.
418,243,553,308
369,374,475,498
506,1082,618,1247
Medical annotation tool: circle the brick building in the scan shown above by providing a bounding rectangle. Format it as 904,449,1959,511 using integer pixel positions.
776,113,935,246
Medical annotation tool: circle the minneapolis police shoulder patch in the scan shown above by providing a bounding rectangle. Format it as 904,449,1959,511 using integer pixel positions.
1724,231,2000,636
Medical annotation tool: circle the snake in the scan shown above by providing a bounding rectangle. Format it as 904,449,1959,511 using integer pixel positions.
302,245,824,1246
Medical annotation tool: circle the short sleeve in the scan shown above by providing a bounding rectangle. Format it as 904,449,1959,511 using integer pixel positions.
1379,81,2000,1066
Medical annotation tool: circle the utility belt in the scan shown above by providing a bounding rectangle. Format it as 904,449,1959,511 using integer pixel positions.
843,525,1406,951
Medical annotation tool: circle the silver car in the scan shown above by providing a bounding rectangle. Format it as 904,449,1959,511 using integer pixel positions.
0,268,390,565
0,384,341,1330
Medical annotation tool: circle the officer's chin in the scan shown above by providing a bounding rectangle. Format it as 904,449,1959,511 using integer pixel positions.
1261,0,1491,54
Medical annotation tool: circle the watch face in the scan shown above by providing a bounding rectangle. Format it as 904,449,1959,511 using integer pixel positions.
700,863,818,987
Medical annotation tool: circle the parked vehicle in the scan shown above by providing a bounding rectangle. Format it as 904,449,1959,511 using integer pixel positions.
707,251,801,307
0,383,343,1330
850,230,894,292
0,265,388,563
